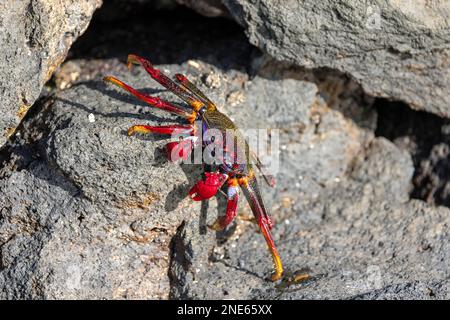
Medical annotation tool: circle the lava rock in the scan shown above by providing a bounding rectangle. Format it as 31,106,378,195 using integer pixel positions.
0,61,203,299
1,56,448,299
0,0,102,147
221,0,450,117
172,137,450,299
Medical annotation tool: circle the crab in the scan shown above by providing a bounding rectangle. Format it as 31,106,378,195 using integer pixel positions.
104,54,283,281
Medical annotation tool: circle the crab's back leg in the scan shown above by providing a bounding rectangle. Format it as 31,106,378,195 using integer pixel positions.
175,73,216,111
239,172,283,281
127,54,205,113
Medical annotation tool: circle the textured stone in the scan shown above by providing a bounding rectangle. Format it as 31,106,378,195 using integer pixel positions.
0,57,373,298
0,63,201,299
171,137,450,299
0,0,102,147
1,5,448,299
221,0,450,117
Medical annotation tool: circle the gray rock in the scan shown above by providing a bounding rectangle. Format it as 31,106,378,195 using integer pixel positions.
172,138,450,299
1,55,448,299
0,0,102,147
221,0,450,117
1,62,202,299
414,143,450,206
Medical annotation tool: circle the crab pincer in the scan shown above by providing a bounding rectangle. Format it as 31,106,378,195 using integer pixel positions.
188,172,228,201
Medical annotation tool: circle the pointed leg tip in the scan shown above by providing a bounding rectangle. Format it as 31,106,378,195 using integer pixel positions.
103,76,122,88
270,271,283,282
208,220,224,231
127,54,142,68
127,127,135,136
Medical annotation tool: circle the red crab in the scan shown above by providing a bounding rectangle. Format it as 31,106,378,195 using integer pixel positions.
104,54,283,281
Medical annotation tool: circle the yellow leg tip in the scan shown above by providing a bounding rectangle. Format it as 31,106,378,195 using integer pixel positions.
103,76,123,88
127,128,135,136
186,111,197,123
128,125,152,136
271,271,283,282
208,220,224,231
127,54,140,69
270,252,283,282
293,272,310,283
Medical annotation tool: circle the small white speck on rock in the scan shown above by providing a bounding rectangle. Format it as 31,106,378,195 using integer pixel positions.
88,113,96,123
187,60,201,69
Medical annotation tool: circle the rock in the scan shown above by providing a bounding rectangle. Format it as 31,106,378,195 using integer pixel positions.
375,100,450,207
2,55,447,299
221,0,450,118
1,5,448,299
0,62,203,299
0,0,102,147
0,55,372,298
171,137,450,299
414,143,450,206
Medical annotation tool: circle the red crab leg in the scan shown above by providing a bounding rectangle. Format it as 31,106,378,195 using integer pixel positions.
210,178,239,230
127,54,205,112
127,124,194,136
126,124,195,162
239,171,283,281
175,73,216,110
103,76,190,117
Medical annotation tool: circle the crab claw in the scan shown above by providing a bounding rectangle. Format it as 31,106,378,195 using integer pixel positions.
165,139,193,162
189,172,227,201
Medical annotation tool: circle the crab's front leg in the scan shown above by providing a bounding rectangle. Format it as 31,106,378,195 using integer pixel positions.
128,124,195,162
210,177,239,231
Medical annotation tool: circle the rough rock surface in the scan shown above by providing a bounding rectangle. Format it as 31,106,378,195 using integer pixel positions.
0,62,201,299
220,0,450,118
166,62,450,300
1,5,449,300
0,0,102,147
376,101,450,207
1,57,448,299
171,137,450,299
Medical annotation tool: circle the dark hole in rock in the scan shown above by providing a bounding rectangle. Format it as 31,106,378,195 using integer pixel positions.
375,99,450,207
